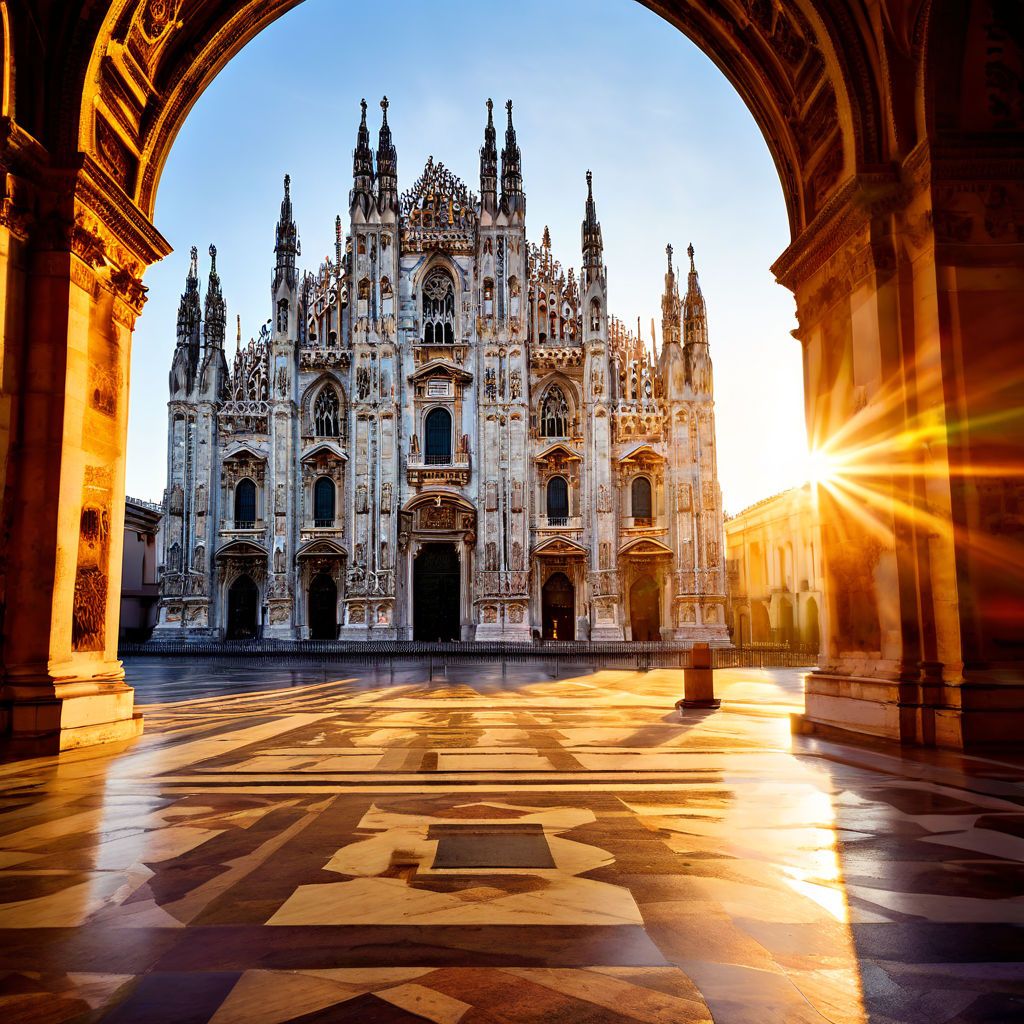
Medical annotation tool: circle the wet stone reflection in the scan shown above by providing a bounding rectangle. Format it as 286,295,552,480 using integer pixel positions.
0,660,1021,1022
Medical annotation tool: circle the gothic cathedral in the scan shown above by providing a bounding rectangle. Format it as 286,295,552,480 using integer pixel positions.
155,99,728,643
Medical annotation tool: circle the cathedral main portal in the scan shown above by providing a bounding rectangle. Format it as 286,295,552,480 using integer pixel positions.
542,572,575,641
227,576,259,640
413,544,461,642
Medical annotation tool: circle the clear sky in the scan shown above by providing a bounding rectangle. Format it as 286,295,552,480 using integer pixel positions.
127,0,806,515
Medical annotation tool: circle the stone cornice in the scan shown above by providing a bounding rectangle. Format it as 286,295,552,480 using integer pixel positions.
74,153,170,268
771,170,902,291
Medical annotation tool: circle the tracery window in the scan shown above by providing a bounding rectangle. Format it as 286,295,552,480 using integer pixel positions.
313,386,340,437
313,477,335,527
546,476,569,525
424,407,452,464
632,476,653,522
234,479,257,528
539,385,570,437
422,268,456,345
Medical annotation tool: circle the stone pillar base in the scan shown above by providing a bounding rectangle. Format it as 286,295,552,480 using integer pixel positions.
793,671,1024,749
1,681,144,756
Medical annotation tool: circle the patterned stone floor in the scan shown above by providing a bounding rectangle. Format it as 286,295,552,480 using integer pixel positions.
1,661,1023,1023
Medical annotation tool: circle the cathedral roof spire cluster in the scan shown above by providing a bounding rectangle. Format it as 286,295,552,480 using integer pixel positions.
350,97,401,216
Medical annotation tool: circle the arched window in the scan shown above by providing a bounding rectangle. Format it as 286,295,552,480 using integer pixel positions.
313,386,340,437
424,407,452,464
234,479,257,528
313,477,335,527
632,476,652,522
539,385,570,437
422,268,456,344
546,476,569,525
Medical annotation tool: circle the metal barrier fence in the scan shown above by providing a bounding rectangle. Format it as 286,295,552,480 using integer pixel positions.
118,639,818,672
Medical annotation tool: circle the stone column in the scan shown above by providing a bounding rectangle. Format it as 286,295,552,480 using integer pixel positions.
0,140,169,753
780,155,1024,748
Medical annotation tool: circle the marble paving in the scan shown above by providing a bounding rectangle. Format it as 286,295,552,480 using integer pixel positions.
0,661,1023,1023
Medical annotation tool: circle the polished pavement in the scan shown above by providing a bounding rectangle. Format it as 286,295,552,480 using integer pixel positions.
0,661,1022,1022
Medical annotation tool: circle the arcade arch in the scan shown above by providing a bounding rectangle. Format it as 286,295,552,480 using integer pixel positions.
0,1,1019,751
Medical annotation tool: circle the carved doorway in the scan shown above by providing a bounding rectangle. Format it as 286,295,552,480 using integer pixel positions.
413,543,460,641
629,575,661,641
804,596,820,652
227,575,259,640
542,572,575,641
309,573,337,640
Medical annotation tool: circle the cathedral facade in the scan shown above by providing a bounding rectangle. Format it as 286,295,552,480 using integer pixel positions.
154,99,728,643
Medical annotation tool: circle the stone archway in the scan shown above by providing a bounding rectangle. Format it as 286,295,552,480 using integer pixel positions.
308,573,337,640
226,575,259,641
542,572,576,641
1,1,1021,750
413,543,460,642
629,575,662,641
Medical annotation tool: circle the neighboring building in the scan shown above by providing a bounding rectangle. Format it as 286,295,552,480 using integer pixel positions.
154,98,728,643
724,484,823,651
121,497,162,641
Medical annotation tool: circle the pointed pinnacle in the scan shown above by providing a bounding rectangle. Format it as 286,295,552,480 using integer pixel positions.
688,242,695,271
506,98,513,126
284,173,290,197
586,170,593,199
666,243,673,272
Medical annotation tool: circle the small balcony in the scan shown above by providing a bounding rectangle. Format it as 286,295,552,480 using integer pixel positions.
536,515,583,532
621,515,665,532
406,451,472,487
224,518,264,534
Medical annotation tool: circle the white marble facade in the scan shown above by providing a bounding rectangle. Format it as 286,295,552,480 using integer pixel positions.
155,99,728,643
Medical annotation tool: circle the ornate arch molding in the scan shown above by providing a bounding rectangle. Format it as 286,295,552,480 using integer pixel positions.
71,0,303,217
54,0,878,234
640,0,881,233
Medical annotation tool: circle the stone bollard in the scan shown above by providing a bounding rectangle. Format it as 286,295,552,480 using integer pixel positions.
676,642,721,713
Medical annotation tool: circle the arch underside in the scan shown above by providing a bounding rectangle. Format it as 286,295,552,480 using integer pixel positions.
33,0,888,244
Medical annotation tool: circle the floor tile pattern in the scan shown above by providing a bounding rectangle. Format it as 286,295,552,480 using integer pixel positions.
0,662,1022,1022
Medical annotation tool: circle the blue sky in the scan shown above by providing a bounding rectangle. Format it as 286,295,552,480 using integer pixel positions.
128,0,805,513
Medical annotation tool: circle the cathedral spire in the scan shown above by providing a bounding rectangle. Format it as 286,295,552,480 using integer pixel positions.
274,174,299,289
682,242,707,346
376,96,398,214
581,170,604,282
204,243,225,349
176,245,201,345
683,242,712,394
350,98,374,213
661,241,682,350
500,99,524,213
480,98,498,213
